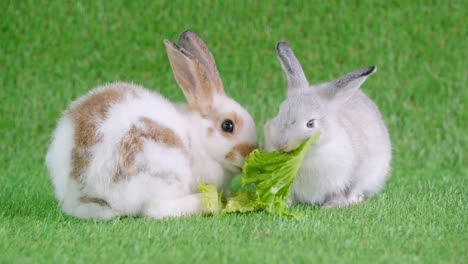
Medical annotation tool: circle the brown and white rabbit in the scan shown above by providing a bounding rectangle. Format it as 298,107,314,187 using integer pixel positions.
45,31,258,220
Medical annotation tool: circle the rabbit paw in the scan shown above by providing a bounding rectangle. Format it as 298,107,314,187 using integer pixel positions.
347,192,364,205
322,194,349,209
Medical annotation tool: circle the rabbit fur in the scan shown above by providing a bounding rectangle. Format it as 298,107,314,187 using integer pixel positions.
45,31,258,220
264,42,391,208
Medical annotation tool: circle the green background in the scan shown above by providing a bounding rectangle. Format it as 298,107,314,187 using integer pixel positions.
1,0,466,263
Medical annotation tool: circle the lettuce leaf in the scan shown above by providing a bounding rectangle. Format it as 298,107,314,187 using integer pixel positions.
240,131,320,217
223,189,258,213
199,132,320,218
198,183,223,214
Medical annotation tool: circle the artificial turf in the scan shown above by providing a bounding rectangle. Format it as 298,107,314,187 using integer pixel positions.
1,0,466,263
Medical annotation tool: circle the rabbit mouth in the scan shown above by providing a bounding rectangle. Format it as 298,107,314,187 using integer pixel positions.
278,147,293,153
233,165,242,172
226,164,242,173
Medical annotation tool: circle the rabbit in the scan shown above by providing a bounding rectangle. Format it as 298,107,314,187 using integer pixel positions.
264,42,391,208
45,31,258,220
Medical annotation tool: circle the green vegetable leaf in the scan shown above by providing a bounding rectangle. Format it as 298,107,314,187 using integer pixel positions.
240,132,320,217
223,189,258,213
198,132,320,218
198,183,222,214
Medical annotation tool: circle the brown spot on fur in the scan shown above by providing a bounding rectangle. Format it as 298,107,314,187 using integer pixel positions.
80,196,110,207
229,112,243,134
225,143,258,161
73,89,123,146
114,117,184,182
69,88,124,180
117,125,144,180
139,117,183,148
207,127,214,136
71,148,91,181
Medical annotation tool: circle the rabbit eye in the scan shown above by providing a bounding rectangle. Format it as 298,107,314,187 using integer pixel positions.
306,119,315,128
221,119,234,133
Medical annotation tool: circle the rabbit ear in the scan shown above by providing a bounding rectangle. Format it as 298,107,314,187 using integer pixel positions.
164,39,220,109
276,41,309,91
327,66,377,101
178,30,225,95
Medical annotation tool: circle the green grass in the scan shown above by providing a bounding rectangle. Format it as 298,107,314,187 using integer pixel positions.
1,0,466,263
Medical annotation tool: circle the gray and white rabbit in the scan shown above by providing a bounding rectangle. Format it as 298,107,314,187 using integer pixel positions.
264,42,391,208
45,31,258,220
